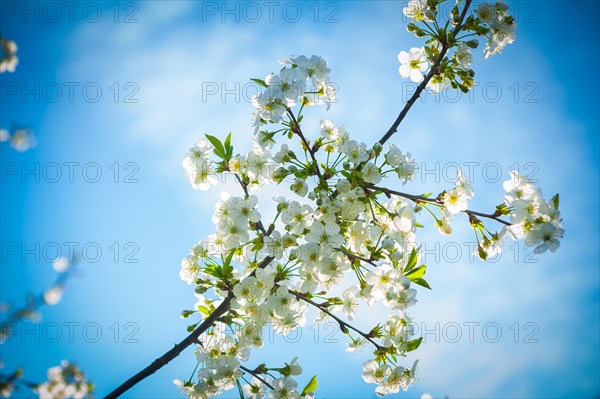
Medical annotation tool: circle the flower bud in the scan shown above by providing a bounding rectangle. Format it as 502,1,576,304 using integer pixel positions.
389,250,403,264
424,10,436,22
336,179,352,193
372,142,383,156
466,39,479,49
382,238,395,252
272,167,289,183
496,1,509,12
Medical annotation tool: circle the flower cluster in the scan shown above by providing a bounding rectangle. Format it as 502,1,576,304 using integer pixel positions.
174,327,306,399
179,109,428,396
400,0,517,93
0,38,18,74
0,128,36,152
35,361,93,399
362,358,419,396
252,55,334,132
504,171,564,254
476,1,517,58
182,139,218,190
175,1,561,397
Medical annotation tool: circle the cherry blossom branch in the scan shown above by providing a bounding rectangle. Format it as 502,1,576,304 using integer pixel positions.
464,209,511,226
0,371,39,389
378,0,473,145
239,365,274,390
290,290,384,351
104,295,233,399
286,108,322,178
105,255,276,398
1,260,78,343
367,184,511,226
192,341,274,389
338,247,378,267
234,173,268,235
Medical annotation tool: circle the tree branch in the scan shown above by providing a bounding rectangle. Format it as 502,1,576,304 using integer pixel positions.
286,108,322,179
368,184,511,227
239,365,274,390
378,0,473,146
290,290,384,351
104,296,232,399
104,256,275,399
338,247,378,267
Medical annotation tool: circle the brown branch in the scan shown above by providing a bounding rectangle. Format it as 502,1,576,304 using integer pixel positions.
286,108,322,179
338,247,378,267
104,296,232,399
104,256,275,399
368,184,511,227
289,290,384,351
378,0,473,146
239,365,274,390
0,372,39,389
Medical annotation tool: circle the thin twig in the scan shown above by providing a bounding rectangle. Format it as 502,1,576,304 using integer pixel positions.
286,108,322,178
338,248,378,267
0,260,79,343
290,290,384,351
239,365,274,390
104,296,232,399
104,256,275,399
0,372,39,389
368,184,511,226
378,0,473,145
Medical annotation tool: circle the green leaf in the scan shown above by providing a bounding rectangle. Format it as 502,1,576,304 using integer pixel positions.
406,264,426,280
251,78,268,88
301,375,318,395
222,251,235,281
404,248,419,273
412,277,431,289
551,193,559,209
198,305,211,315
223,250,235,268
203,264,222,279
406,337,423,352
205,134,226,160
224,132,233,157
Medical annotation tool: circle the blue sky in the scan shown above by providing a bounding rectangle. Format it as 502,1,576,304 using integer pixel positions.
0,1,598,398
